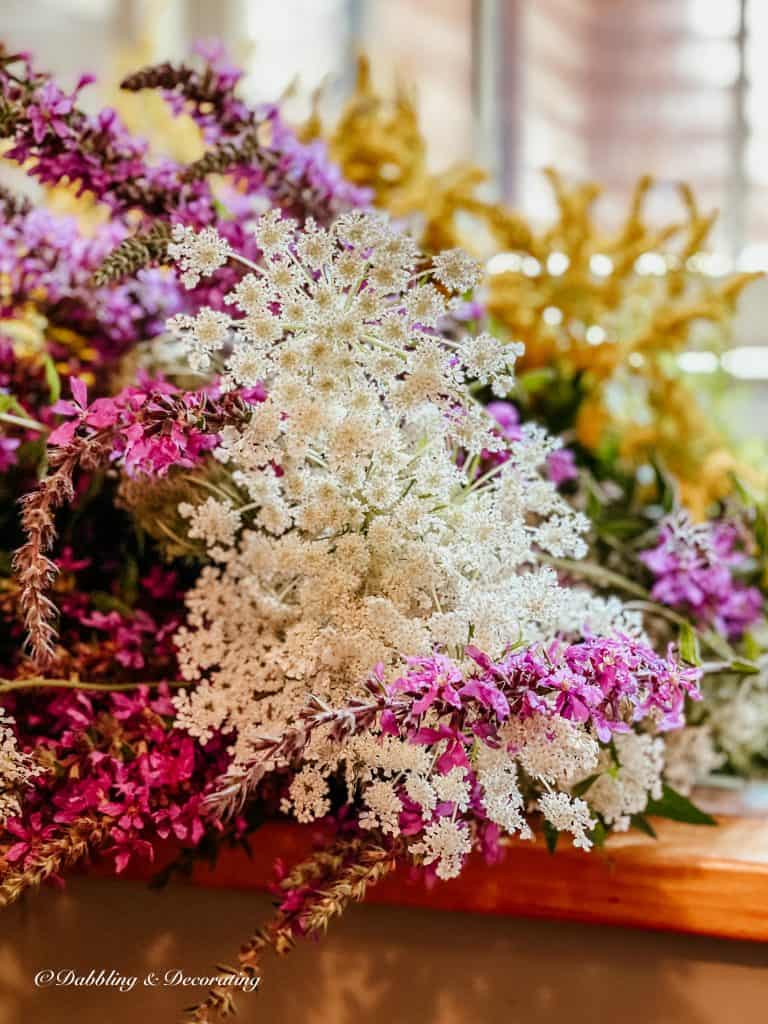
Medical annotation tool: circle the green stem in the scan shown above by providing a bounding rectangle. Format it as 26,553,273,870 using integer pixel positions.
179,474,240,502
0,410,46,432
623,600,691,630
461,460,505,498
0,677,187,694
545,557,650,600
230,251,265,275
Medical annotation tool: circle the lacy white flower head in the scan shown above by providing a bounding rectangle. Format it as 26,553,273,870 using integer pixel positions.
586,732,664,832
663,724,722,795
166,210,616,755
0,712,36,825
168,224,232,290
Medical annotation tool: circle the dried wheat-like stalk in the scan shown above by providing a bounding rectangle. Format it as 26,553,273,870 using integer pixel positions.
13,436,111,668
186,835,401,1022
0,815,112,907
120,61,250,137
0,183,31,218
90,221,173,286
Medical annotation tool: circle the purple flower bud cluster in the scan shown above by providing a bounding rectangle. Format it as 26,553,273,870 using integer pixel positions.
0,206,183,352
379,636,701,752
47,374,255,477
640,514,763,640
3,685,235,875
0,47,369,227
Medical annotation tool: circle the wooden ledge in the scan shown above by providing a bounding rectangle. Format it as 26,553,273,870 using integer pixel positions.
104,814,768,943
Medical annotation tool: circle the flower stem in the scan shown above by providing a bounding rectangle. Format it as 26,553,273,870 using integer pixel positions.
545,557,650,600
0,410,46,432
0,677,186,694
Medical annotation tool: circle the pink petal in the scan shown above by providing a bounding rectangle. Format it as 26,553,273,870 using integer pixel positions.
70,377,88,408
48,420,77,447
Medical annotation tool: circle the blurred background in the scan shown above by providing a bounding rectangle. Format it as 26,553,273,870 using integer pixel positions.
1,0,767,434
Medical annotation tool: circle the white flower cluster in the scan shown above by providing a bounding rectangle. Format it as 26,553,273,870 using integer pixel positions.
168,212,600,740
537,792,596,851
267,709,608,876
697,671,768,779
0,712,35,825
558,591,646,643
164,210,673,869
587,733,664,831
663,724,723,795
168,224,232,289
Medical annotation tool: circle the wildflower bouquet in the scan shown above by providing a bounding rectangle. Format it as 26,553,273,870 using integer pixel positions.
0,44,366,898
314,58,768,790
0,47,729,1022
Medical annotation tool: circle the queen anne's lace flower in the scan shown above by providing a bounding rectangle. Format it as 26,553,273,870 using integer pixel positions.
662,724,723,794
163,211,698,874
168,224,231,288
587,733,664,831
168,213,594,746
538,791,596,851
0,713,36,825
411,818,474,879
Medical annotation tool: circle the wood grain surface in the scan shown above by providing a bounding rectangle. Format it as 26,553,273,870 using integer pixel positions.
101,815,768,942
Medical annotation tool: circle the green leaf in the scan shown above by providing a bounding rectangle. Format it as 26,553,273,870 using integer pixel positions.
570,773,599,798
41,353,61,404
88,592,134,617
589,820,607,848
742,632,763,663
586,489,602,522
542,820,559,855
630,813,657,838
678,622,702,667
644,785,716,826
120,555,140,606
518,368,556,395
649,458,677,513
730,658,762,675
754,507,768,556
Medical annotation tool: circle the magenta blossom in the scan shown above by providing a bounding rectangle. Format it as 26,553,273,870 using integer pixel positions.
48,377,119,446
486,401,522,443
46,375,239,477
640,514,763,640
2,686,234,877
546,447,578,485
374,635,700,750
0,435,21,470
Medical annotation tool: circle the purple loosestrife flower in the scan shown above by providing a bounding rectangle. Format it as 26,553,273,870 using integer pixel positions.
640,513,763,640
0,49,368,226
2,686,236,876
546,447,578,485
0,205,184,359
373,638,698,761
46,374,241,477
274,638,698,877
0,436,21,471
26,78,76,144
